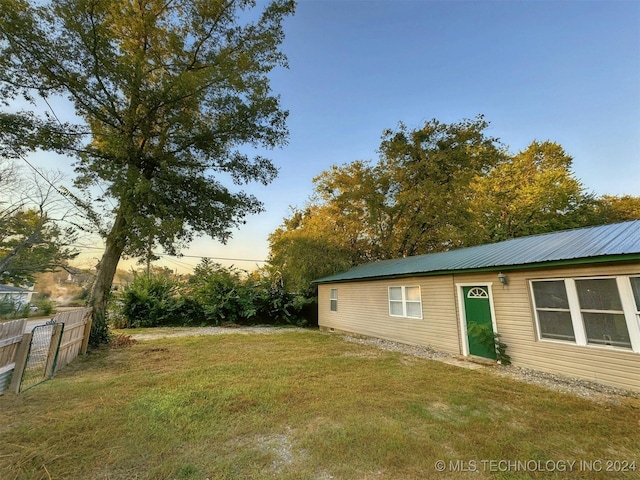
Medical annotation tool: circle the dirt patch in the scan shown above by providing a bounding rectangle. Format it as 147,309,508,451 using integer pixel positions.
128,325,306,341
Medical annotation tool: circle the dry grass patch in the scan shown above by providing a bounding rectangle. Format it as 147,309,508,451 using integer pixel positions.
0,331,638,479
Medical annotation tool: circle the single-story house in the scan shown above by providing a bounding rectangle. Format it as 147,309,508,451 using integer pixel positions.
315,220,640,392
0,285,35,311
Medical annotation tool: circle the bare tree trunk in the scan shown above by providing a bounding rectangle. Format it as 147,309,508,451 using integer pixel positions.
88,211,127,345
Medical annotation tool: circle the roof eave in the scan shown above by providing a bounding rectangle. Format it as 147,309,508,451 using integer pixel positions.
314,253,640,284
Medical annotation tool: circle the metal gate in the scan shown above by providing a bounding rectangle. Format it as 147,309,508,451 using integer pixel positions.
18,320,64,392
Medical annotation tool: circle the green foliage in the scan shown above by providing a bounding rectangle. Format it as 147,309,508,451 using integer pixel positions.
188,260,250,325
0,208,78,285
591,195,640,223
467,322,511,365
468,141,599,243
188,260,309,326
0,297,31,319
34,297,55,316
268,205,355,295
0,0,295,344
269,116,507,292
0,160,79,285
0,298,17,316
116,272,192,328
268,119,640,293
113,261,310,329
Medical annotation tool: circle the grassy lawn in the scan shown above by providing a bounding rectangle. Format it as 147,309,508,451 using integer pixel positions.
1,330,639,479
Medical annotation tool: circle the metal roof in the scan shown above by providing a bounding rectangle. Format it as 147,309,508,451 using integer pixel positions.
315,220,640,284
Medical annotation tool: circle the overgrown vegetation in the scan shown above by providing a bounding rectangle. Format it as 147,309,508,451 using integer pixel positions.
467,322,511,365
110,261,313,329
0,296,56,320
0,297,29,318
0,332,638,479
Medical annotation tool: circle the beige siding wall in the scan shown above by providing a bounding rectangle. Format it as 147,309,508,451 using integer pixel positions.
318,261,640,392
318,276,461,354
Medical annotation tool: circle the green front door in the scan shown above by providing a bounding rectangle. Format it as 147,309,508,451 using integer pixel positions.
463,286,496,360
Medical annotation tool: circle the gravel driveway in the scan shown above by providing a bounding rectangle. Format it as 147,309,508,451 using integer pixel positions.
128,326,638,403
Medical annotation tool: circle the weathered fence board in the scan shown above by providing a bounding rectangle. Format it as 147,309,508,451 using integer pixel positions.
7,331,31,393
56,308,92,371
2,308,92,393
0,318,27,394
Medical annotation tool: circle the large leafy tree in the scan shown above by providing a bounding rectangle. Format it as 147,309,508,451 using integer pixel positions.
591,195,640,224
0,208,78,284
0,0,295,343
269,119,638,294
468,141,598,243
268,204,354,294
374,116,506,256
269,116,507,292
0,160,78,285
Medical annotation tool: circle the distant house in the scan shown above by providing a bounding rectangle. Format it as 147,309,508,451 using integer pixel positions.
0,285,35,311
315,221,640,392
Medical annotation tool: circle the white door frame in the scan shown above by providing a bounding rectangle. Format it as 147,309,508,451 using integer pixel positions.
456,282,499,357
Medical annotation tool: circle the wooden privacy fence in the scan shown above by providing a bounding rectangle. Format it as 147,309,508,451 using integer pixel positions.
53,308,93,372
0,308,92,394
0,318,27,393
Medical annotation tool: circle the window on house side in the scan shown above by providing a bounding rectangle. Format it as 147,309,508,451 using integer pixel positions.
531,280,576,342
388,286,422,319
531,276,639,351
575,278,631,349
330,288,338,312
630,277,640,312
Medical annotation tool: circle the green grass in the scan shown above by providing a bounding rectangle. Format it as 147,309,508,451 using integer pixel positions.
1,330,639,479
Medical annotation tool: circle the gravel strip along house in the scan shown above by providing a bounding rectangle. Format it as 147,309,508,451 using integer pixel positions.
315,220,640,392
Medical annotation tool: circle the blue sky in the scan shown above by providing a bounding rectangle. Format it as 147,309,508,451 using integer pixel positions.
25,0,640,273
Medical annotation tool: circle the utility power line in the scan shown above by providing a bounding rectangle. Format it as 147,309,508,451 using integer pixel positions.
67,243,267,264
19,155,89,218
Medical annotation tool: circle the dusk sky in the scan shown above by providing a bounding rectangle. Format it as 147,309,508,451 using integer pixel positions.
24,0,640,273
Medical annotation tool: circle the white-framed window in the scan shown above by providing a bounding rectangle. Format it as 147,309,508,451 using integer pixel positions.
575,278,630,349
531,280,575,342
630,276,640,314
388,286,422,319
530,276,640,352
330,288,338,312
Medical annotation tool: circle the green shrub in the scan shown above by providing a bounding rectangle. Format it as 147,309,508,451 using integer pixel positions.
0,298,31,319
188,260,311,326
118,272,183,328
172,296,205,327
188,261,253,325
113,261,314,329
35,297,56,316
252,282,312,326
0,298,17,317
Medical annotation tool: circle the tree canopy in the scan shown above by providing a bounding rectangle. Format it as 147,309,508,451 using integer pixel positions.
268,118,639,294
0,208,78,285
269,116,508,293
467,140,598,243
0,0,295,343
0,160,78,285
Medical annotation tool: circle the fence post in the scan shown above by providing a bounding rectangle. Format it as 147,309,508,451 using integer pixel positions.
81,319,92,354
8,332,32,393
